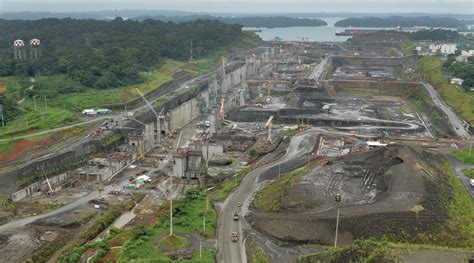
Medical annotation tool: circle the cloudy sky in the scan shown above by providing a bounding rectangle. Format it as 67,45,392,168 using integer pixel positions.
1,0,473,14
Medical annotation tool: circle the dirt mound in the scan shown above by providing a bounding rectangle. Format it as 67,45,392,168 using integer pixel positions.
0,226,45,263
248,144,451,245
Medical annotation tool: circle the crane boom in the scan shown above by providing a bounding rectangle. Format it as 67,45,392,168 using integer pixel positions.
42,168,54,194
219,97,225,120
136,88,159,117
264,116,274,129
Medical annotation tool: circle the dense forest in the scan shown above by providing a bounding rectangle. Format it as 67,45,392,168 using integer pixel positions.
443,56,474,91
134,15,327,28
335,16,465,28
0,18,251,119
407,29,474,43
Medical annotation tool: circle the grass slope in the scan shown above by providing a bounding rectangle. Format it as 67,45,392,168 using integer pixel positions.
452,147,474,165
418,56,474,124
440,162,474,247
117,188,217,262
253,165,308,212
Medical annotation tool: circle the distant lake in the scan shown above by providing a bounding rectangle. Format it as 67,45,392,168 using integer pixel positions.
244,17,350,42
245,17,459,42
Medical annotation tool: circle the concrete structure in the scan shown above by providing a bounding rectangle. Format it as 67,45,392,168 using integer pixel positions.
202,144,225,160
85,157,115,181
428,43,457,55
29,38,41,59
461,50,474,56
456,55,470,63
450,78,464,86
10,172,72,202
128,134,145,149
169,98,200,132
13,39,26,59
172,149,203,179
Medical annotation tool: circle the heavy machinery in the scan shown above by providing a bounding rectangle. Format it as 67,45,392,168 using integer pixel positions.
166,128,174,139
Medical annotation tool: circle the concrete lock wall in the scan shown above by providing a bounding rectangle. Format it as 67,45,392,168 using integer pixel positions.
172,158,186,178
99,72,191,111
169,98,199,131
221,75,232,94
10,172,71,202
1,61,246,197
0,133,124,197
202,145,224,160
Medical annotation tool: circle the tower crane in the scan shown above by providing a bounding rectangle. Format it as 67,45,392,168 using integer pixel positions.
136,88,164,144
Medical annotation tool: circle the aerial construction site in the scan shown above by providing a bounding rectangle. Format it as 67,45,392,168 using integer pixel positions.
0,31,473,263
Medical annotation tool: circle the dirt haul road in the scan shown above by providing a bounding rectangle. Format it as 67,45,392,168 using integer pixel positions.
216,129,318,263
420,81,470,139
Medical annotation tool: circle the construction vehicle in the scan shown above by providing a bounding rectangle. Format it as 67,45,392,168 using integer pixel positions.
138,145,145,159
166,128,174,139
298,124,311,131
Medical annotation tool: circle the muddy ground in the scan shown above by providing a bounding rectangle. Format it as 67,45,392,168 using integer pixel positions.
0,206,96,263
248,144,452,245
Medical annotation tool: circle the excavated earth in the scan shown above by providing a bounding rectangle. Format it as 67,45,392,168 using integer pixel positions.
247,144,451,245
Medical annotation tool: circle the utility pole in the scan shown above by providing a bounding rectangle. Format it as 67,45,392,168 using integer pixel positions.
169,172,173,236
308,152,314,166
190,39,193,62
44,95,48,112
33,96,37,111
199,238,202,258
203,215,206,232
0,104,4,127
470,141,472,157
278,162,281,178
334,193,341,247
170,131,183,236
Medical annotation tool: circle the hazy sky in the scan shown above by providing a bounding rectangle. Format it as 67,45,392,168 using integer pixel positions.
1,0,473,14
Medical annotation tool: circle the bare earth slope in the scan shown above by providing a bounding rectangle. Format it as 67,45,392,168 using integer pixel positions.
248,145,450,245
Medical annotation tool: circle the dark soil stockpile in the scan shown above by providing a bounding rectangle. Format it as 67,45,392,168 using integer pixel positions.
248,144,454,245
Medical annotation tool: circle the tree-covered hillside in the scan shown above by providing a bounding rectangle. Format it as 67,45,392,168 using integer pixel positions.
335,16,464,28
0,18,260,123
134,15,327,28
0,18,244,87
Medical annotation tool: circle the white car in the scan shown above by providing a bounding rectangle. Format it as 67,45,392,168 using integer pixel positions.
470,179,474,187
